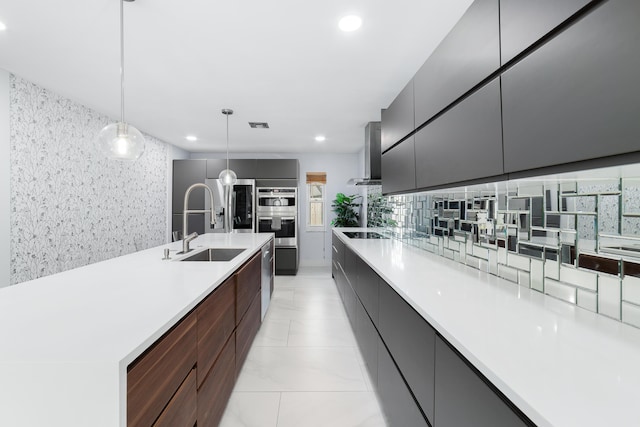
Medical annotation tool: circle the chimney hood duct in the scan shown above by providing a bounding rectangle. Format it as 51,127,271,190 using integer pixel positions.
348,121,382,186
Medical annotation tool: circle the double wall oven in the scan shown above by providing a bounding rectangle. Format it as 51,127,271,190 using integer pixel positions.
257,187,298,274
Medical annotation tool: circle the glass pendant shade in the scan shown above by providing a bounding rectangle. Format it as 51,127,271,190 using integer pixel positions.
97,122,145,161
218,168,237,186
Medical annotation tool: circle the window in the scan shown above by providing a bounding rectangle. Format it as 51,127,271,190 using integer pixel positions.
306,172,326,230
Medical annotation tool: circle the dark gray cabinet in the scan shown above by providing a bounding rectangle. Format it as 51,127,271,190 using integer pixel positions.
500,0,593,64
355,258,380,325
502,0,640,174
255,159,299,180
435,336,531,427
379,280,436,424
354,299,378,387
206,159,258,179
378,339,429,427
381,136,416,195
381,80,414,153
415,78,503,189
414,0,500,128
173,160,206,213
275,247,297,275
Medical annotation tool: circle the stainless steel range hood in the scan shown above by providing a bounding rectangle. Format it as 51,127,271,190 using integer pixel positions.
348,121,382,186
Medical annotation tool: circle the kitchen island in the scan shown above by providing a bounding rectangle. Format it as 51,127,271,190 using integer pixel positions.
0,233,272,427
333,228,640,427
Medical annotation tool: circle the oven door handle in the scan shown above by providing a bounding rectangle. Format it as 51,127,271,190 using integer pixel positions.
259,217,295,220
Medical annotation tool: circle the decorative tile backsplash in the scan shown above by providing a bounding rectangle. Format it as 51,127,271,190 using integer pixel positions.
9,74,168,285
379,168,640,329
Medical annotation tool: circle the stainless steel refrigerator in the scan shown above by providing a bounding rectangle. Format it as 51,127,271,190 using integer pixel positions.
204,179,256,233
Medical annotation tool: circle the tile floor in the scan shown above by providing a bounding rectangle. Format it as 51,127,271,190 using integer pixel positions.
219,266,388,427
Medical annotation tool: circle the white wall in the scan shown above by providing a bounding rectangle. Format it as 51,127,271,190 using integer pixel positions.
0,70,9,288
190,151,361,267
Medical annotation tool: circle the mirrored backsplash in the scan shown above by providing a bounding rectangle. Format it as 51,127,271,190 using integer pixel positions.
379,164,640,329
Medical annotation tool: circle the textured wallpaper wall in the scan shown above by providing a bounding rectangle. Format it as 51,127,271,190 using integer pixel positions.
9,75,168,285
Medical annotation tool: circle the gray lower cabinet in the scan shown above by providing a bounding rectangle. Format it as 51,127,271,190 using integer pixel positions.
435,336,532,427
381,79,414,153
255,159,299,180
173,160,207,213
500,0,594,64
377,338,429,427
355,257,379,325
502,0,640,174
354,299,378,388
378,280,436,424
381,136,416,195
275,247,297,275
414,0,500,128
414,78,504,190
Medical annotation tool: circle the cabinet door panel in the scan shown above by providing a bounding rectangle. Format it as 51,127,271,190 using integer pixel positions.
381,137,416,195
415,78,503,189
502,0,640,173
236,291,261,377
377,339,429,427
414,0,500,127
236,252,262,324
355,257,379,325
355,300,378,388
435,336,530,427
379,281,436,423
128,315,197,427
381,80,414,152
256,159,299,179
197,275,236,388
500,0,593,64
198,333,236,427
173,160,206,212
153,368,197,427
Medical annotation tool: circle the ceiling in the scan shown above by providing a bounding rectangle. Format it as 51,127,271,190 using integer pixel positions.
0,0,473,154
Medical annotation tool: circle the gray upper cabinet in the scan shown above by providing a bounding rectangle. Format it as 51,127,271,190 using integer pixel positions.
415,78,503,189
381,80,414,153
435,336,532,427
502,0,640,174
173,159,206,213
500,0,593,64
413,0,500,128
382,137,416,195
255,159,299,180
206,159,257,179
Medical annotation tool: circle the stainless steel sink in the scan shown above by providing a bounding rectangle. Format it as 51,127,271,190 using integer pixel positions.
179,248,246,262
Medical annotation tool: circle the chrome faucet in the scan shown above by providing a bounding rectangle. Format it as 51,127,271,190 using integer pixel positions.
181,183,216,254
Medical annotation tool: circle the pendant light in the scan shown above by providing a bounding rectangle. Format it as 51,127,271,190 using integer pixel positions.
219,109,237,186
97,0,145,161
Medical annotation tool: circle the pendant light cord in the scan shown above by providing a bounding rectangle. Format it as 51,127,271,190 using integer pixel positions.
226,112,230,170
120,0,125,124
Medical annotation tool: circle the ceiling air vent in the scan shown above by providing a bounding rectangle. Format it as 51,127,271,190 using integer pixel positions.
249,122,269,129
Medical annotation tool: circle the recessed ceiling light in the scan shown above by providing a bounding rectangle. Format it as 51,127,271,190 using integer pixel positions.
0,21,7,31
315,135,326,142
185,135,198,141
338,15,362,32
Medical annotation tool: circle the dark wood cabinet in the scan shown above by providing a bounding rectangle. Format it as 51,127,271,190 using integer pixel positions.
381,136,416,195
197,333,236,427
414,0,500,128
381,80,414,153
236,291,261,377
435,336,532,427
255,159,299,179
355,257,379,326
502,0,640,174
236,252,261,324
379,279,436,424
127,314,197,427
153,368,197,427
414,78,503,190
196,275,236,388
500,0,594,64
377,338,430,427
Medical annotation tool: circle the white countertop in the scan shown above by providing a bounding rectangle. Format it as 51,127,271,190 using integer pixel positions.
334,228,640,427
0,233,272,427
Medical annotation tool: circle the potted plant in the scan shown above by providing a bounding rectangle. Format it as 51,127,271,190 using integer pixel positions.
331,193,362,227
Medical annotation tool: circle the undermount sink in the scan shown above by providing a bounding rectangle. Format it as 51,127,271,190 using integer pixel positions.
179,248,246,262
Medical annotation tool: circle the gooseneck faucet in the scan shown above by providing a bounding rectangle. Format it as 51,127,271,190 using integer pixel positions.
181,183,216,254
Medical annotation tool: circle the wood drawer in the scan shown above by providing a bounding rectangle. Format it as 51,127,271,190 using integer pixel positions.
128,314,197,427
198,332,236,427
236,252,261,325
196,275,236,388
235,290,261,377
153,368,197,427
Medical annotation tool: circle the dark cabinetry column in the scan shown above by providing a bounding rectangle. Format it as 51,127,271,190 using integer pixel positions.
381,80,414,153
381,136,416,195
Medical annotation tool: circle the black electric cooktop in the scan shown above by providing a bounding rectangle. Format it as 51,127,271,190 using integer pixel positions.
343,231,389,239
